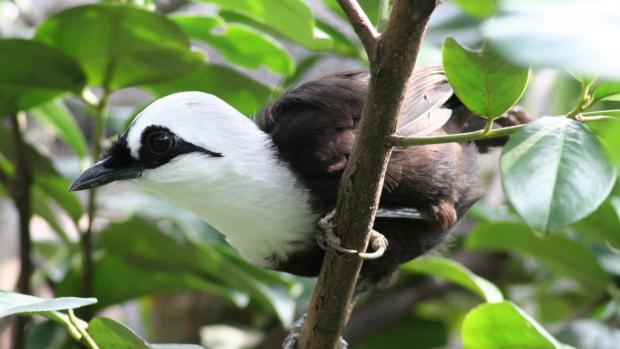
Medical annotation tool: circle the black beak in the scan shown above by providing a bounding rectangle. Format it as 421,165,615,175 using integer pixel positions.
69,157,142,191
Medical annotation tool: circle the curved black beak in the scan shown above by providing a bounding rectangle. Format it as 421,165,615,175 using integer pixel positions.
69,157,142,191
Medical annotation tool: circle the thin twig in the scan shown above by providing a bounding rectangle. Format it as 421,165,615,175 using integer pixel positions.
297,1,440,348
337,0,379,55
80,89,110,320
389,115,611,147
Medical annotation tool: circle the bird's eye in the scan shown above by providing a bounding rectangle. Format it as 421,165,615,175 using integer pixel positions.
146,131,174,155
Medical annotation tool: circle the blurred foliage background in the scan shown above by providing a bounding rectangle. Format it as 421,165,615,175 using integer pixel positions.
0,0,620,348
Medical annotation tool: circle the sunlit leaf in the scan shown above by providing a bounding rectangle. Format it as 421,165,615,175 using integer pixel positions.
466,222,610,290
401,257,503,303
454,0,497,18
199,0,332,50
171,14,294,76
462,301,563,349
145,64,273,116
592,81,620,103
30,99,88,158
501,117,616,232
443,38,530,118
0,39,85,116
88,317,149,349
0,291,96,318
35,4,202,90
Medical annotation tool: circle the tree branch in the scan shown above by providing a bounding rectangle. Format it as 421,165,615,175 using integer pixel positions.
388,115,612,147
9,112,33,349
297,1,440,348
336,0,379,55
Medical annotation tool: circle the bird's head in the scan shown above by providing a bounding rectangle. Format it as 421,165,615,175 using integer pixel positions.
70,92,262,194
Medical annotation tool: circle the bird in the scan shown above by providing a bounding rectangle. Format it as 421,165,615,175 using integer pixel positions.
70,66,515,286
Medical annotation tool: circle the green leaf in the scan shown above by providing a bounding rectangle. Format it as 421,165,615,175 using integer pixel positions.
32,187,72,245
150,345,205,349
323,0,379,25
593,81,620,102
57,217,296,324
30,99,88,158
37,176,84,222
0,291,96,318
401,257,503,303
145,64,273,116
482,2,620,78
572,198,620,249
462,301,563,349
88,317,207,349
453,0,497,18
443,38,530,118
501,117,616,232
170,14,294,76
316,20,363,59
0,39,86,116
88,317,149,349
466,222,610,290
200,0,332,50
602,120,620,166
35,4,202,90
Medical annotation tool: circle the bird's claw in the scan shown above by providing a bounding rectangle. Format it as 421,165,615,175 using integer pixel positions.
316,210,388,259
316,210,358,255
358,230,388,260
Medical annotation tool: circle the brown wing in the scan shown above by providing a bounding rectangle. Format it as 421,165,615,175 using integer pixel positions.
256,67,479,215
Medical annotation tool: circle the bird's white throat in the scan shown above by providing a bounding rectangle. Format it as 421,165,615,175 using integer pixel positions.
128,93,318,266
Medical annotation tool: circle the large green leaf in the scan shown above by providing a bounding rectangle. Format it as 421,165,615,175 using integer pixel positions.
501,117,616,232
199,0,332,50
171,14,294,76
30,99,88,158
0,291,96,318
55,254,249,311
89,317,206,349
443,38,530,118
35,4,202,90
453,0,497,18
462,301,563,349
65,218,296,325
88,317,149,349
145,64,273,116
401,257,503,303
0,39,85,116
482,1,620,78
466,222,610,290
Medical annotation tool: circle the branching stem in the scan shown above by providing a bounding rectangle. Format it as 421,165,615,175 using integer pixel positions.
337,0,379,55
389,115,611,147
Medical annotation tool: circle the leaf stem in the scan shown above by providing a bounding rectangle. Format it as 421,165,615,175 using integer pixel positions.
389,115,611,147
68,310,100,349
567,79,596,118
80,89,111,320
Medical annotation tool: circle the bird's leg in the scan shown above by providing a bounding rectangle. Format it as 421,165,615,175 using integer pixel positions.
282,313,348,349
316,209,389,260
